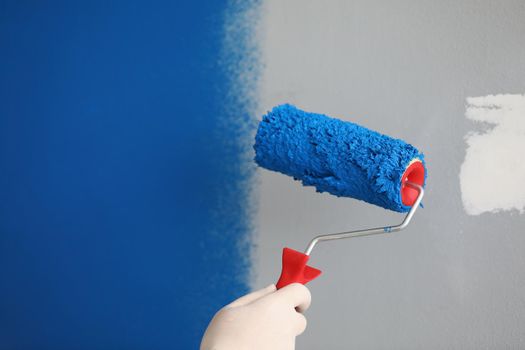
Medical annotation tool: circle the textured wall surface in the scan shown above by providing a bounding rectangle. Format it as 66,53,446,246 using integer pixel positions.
2,1,524,349
0,2,255,348
252,1,525,348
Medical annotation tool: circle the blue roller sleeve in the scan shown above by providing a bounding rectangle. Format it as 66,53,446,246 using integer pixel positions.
254,104,426,212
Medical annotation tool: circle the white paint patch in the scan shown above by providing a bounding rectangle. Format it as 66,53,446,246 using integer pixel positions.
460,94,525,215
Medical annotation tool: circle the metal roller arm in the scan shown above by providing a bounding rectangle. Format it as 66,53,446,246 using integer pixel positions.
304,181,424,256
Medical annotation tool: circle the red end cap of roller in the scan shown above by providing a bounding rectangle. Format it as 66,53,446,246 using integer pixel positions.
276,248,322,289
400,160,425,206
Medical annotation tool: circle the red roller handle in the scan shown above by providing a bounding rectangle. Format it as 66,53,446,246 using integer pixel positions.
276,247,322,289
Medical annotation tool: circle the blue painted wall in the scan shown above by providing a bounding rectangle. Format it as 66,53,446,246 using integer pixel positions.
0,1,250,348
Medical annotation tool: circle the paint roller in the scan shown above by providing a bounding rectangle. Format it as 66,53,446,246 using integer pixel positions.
254,104,427,289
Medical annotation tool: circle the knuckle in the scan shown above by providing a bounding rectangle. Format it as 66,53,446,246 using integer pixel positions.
214,306,239,323
302,285,312,300
291,283,311,297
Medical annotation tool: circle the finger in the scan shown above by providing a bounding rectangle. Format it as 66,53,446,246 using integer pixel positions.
226,284,276,308
272,283,312,313
293,312,308,335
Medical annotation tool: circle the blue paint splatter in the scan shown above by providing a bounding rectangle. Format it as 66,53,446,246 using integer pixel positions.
254,104,426,212
0,1,257,348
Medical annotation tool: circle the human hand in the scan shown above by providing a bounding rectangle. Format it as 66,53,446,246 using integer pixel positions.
200,283,312,350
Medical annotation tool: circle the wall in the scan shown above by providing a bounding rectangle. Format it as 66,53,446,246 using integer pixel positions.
1,1,524,349
0,1,255,349
252,1,525,349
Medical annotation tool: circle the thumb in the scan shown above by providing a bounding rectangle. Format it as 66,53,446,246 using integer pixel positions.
226,284,277,308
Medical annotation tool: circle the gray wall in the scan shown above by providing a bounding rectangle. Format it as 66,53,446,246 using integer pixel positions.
251,1,525,348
